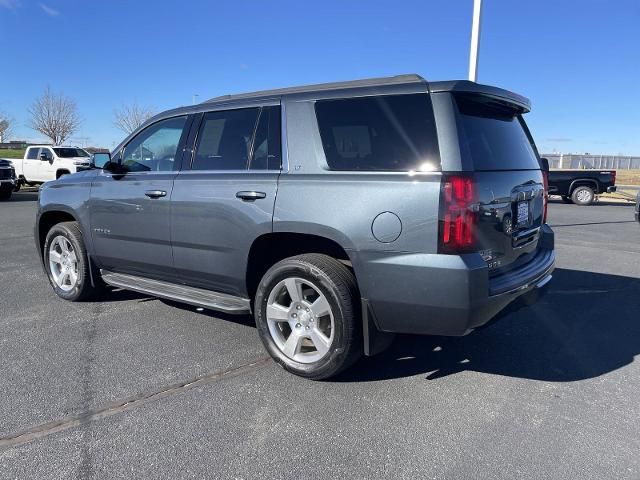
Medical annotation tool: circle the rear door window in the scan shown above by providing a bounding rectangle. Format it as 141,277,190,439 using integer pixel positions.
54,147,90,158
454,94,540,171
192,108,259,170
315,93,440,172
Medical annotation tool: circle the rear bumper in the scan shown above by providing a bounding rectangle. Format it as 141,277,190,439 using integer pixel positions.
0,178,16,188
607,186,617,193
359,225,555,336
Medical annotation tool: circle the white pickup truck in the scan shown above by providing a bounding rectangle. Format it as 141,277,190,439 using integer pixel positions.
14,145,92,188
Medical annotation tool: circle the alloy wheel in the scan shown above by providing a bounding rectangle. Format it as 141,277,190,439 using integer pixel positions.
48,235,79,292
576,189,592,203
265,277,334,364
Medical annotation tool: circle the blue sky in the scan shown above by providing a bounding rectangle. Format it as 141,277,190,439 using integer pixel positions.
1,0,638,154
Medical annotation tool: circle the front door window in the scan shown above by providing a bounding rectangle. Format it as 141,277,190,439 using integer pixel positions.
121,116,188,172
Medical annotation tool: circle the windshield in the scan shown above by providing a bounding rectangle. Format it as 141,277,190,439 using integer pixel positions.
53,148,90,158
454,94,540,171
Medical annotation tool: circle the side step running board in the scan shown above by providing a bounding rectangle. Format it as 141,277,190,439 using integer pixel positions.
101,270,251,314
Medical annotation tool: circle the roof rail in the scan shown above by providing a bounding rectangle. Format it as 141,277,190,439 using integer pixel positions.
203,74,426,104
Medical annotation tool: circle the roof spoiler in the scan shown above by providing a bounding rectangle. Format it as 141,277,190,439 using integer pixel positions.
430,80,531,113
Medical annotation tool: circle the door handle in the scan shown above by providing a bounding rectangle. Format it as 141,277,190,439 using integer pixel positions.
145,190,167,198
236,191,266,201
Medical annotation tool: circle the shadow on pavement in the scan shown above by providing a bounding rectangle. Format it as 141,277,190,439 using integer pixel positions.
100,287,256,327
160,298,257,328
336,268,640,383
550,220,637,227
100,287,152,303
549,198,635,207
5,191,39,202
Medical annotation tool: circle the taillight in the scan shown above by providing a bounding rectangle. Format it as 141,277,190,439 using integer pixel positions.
542,170,549,223
438,174,476,254
611,170,617,185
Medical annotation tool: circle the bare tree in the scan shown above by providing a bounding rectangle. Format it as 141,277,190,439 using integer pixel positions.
28,86,81,145
0,112,13,143
113,102,156,134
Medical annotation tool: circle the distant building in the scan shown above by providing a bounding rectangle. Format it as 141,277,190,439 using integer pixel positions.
85,147,110,154
0,141,28,149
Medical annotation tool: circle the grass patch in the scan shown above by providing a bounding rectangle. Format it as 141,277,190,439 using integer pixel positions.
0,149,25,159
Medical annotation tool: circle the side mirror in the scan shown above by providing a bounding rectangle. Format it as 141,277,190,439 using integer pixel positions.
92,152,111,169
39,152,51,162
540,157,550,172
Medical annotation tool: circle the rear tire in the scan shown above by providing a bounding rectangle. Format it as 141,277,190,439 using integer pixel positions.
571,186,595,205
254,254,362,380
43,221,102,301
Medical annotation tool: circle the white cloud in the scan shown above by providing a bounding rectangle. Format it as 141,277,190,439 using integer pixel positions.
0,0,19,10
39,3,60,16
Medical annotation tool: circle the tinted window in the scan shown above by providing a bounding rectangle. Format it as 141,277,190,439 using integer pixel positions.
315,94,440,171
27,148,39,159
54,147,89,158
454,95,540,171
40,149,53,161
192,108,259,170
250,106,281,170
121,116,187,172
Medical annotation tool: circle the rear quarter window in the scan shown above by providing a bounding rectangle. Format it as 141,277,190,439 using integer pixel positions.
315,93,440,172
54,148,90,158
454,94,540,171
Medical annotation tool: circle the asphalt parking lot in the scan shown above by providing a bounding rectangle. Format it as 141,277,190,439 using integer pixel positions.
1,191,639,479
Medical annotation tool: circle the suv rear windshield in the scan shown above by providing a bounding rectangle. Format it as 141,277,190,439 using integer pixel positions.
54,148,90,158
315,93,440,172
454,94,540,171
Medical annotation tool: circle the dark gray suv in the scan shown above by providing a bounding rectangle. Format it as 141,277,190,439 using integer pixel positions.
36,74,555,379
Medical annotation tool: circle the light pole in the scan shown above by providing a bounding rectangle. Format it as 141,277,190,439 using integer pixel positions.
468,0,483,82
192,94,199,105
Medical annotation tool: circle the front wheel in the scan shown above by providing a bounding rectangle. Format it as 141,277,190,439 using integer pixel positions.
254,254,362,380
43,221,101,301
571,186,595,206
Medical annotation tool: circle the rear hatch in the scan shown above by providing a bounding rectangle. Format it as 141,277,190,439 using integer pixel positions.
449,93,546,275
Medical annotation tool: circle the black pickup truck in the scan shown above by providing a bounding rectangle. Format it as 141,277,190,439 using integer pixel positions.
0,159,18,200
547,169,617,205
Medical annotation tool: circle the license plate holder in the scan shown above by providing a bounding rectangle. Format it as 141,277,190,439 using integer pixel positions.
517,201,529,227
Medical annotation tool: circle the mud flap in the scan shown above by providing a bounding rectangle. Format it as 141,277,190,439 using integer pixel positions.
362,298,395,356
